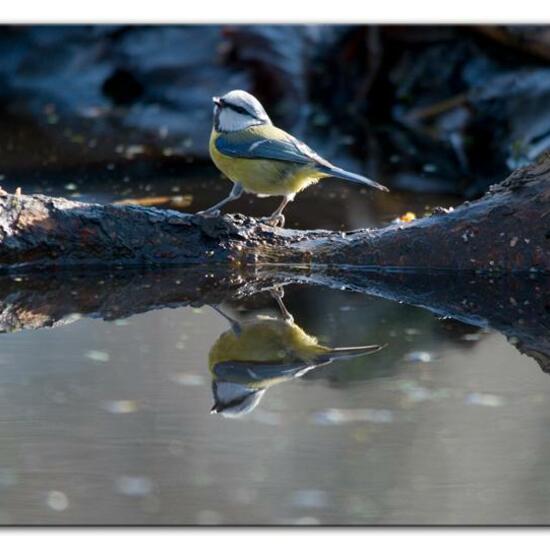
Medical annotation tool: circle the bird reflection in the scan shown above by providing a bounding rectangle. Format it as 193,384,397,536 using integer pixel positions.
208,289,384,418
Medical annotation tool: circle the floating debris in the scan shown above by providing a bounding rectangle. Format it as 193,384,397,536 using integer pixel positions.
0,468,18,488
168,440,186,456
141,495,161,514
80,106,105,118
399,212,417,223
431,206,454,216
172,373,204,386
124,144,146,159
115,476,153,496
465,392,505,407
461,333,482,341
312,408,394,425
102,400,138,414
47,491,69,512
196,510,224,525
113,195,192,208
85,350,110,363
403,351,434,363
48,390,67,405
395,380,450,403
233,487,256,505
293,516,321,525
290,489,329,509
392,211,417,224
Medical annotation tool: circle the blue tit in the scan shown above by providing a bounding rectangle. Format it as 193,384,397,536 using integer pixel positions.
208,294,383,418
199,90,389,227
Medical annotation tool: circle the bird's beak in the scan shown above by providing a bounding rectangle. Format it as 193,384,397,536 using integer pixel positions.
210,404,220,414
212,97,221,106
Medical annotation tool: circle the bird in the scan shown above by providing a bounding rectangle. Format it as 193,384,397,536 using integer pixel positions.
199,90,389,227
208,290,384,418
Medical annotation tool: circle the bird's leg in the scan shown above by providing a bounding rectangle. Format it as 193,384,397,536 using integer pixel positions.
197,182,243,217
260,196,290,228
209,304,242,335
270,287,294,324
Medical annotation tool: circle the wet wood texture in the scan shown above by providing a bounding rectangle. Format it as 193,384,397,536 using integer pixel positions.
0,158,548,273
0,267,547,373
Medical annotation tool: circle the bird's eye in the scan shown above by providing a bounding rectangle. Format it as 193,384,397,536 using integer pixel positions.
225,102,251,116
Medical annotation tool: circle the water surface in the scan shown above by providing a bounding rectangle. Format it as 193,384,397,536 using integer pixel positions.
0,276,548,525
0,162,547,525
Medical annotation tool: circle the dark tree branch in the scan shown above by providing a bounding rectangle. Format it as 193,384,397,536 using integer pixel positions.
0,266,547,374
0,158,549,274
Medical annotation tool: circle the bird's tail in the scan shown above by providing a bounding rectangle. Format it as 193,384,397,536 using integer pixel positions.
320,344,385,362
320,165,389,192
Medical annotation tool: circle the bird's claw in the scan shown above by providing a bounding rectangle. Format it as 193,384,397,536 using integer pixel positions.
197,208,221,218
270,287,285,299
259,214,285,228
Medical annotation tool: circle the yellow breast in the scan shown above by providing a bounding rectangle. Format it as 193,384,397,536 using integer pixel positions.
208,319,327,371
209,129,324,197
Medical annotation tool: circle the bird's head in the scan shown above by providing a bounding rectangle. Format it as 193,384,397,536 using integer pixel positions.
212,90,272,133
210,380,266,418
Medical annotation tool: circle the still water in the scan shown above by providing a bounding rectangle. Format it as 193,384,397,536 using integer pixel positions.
0,281,547,525
0,174,548,525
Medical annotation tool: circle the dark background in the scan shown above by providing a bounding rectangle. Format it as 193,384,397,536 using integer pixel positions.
0,24,549,201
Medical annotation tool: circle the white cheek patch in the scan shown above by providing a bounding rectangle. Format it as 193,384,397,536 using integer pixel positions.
215,381,252,403
219,109,262,132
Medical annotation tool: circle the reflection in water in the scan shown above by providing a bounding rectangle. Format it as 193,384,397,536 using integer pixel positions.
209,290,383,417
0,269,548,524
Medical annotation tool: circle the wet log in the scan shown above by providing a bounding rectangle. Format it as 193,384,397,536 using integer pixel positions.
0,266,547,374
0,158,548,274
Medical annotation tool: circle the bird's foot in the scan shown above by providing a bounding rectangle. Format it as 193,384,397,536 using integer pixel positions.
259,214,285,228
269,287,285,300
196,208,221,217
270,288,294,323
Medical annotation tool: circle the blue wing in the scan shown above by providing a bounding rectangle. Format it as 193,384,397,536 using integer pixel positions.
215,132,331,169
213,359,327,382
215,129,389,192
